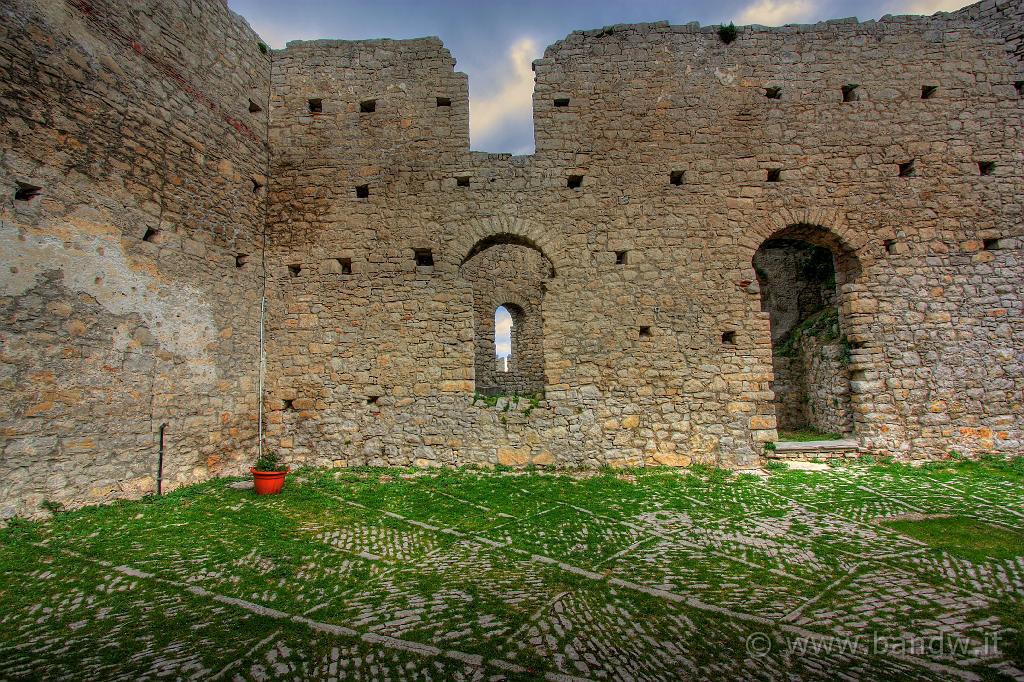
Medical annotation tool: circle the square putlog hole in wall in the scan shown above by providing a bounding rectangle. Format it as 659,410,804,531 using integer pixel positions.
841,84,860,102
248,99,262,113
765,86,782,100
14,182,41,202
898,160,916,177
567,175,583,189
360,99,376,113
766,169,781,182
414,249,434,267
921,85,938,100
615,250,628,265
282,399,295,411
456,176,470,187
721,331,737,345
355,184,369,199
142,227,162,243
236,254,249,268
983,237,1004,251
639,326,652,339
670,170,685,186
1015,81,1023,97
337,258,352,274
436,96,451,107
554,98,570,107
288,264,302,277
884,239,897,255
252,177,264,194
978,161,996,176
308,98,322,113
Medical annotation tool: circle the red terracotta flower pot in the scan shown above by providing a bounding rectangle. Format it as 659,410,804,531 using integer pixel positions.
251,467,290,495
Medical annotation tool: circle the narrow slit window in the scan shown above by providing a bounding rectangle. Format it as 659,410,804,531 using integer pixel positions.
554,98,570,107
639,326,652,339
355,184,369,198
567,175,583,189
337,258,352,274
360,99,376,113
414,249,434,267
436,97,451,107
921,85,938,100
142,228,161,243
288,264,301,277
615,250,628,265
248,99,262,113
721,331,737,345
898,160,916,177
14,182,41,202
765,87,782,100
841,84,860,102
978,161,995,176
456,176,470,187
308,98,322,113
670,170,685,186
236,254,249,268
766,168,781,182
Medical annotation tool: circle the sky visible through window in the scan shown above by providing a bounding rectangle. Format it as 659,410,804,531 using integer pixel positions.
495,306,512,359
228,0,967,154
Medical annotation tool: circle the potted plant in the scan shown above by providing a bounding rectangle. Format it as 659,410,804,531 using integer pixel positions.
251,448,290,495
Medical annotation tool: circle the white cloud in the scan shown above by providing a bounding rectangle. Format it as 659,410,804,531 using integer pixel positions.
737,0,816,25
495,307,513,358
470,37,538,147
890,0,969,14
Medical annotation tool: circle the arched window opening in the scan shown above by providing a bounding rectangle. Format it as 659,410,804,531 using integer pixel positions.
461,242,551,397
754,226,859,440
495,305,512,373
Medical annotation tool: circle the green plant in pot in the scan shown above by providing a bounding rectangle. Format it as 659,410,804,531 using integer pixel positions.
251,448,289,495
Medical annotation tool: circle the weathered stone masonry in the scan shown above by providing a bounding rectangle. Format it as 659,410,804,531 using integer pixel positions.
1,0,1022,515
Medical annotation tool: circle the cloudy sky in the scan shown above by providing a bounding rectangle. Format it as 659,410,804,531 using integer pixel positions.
229,0,968,154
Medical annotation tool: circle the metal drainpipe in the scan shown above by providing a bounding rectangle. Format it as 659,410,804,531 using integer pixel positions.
157,423,167,495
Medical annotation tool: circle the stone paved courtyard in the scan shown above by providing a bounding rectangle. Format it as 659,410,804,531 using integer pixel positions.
1,459,1022,681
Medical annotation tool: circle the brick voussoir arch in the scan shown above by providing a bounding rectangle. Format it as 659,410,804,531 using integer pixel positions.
451,216,565,276
740,207,873,282
488,290,531,312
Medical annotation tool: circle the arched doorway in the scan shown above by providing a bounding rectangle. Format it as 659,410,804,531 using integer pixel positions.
460,241,551,397
753,224,861,438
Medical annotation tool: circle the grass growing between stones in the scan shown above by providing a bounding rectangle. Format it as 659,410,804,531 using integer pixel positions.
778,427,844,441
1,458,1022,680
881,516,1024,563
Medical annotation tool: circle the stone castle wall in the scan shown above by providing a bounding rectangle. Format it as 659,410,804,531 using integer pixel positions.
0,0,270,517
264,9,1023,473
1,0,1023,514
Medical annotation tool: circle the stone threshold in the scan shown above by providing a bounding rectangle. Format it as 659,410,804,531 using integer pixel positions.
769,439,862,460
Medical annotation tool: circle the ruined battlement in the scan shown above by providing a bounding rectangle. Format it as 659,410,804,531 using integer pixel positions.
1,0,1022,517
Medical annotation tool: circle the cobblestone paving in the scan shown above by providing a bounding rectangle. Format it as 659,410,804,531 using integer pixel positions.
0,461,1022,681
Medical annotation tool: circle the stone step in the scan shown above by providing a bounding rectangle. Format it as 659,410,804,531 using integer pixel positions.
768,439,861,460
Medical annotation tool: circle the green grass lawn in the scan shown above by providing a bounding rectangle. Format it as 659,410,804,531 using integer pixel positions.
1,457,1022,680
777,427,845,442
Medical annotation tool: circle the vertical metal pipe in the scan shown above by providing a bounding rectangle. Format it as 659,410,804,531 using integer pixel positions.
157,423,166,495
